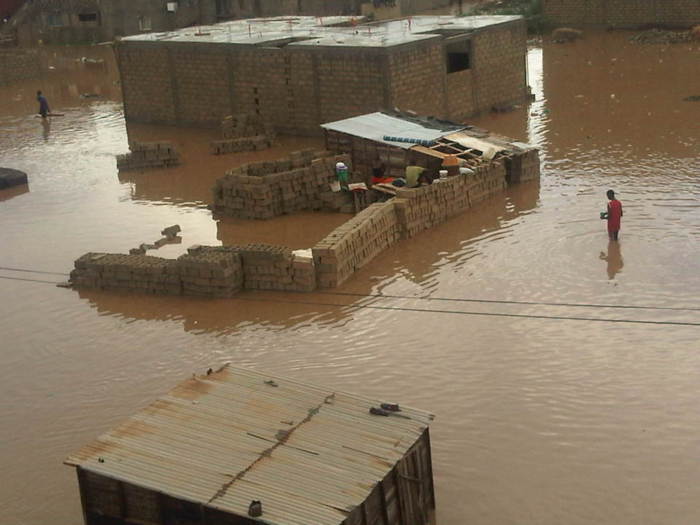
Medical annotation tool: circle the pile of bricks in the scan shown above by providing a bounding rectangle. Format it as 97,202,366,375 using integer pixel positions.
221,114,269,139
212,150,350,219
211,135,273,155
394,161,507,238
70,244,315,296
70,253,182,295
116,141,180,171
178,246,243,298
239,244,315,292
312,201,401,288
211,114,276,155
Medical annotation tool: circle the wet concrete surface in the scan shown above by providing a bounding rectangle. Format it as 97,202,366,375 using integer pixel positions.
0,33,699,525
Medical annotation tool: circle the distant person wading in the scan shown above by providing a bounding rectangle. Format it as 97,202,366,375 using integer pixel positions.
602,189,623,241
37,90,50,118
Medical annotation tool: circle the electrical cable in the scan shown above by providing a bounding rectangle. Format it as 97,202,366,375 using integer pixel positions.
231,295,700,328
316,290,700,312
1,267,699,327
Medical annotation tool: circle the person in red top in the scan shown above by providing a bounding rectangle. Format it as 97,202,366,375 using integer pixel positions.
605,189,623,240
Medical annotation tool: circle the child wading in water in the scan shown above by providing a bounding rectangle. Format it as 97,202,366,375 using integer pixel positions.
603,189,623,240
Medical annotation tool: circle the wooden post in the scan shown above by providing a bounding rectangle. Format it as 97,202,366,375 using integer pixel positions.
378,479,391,525
76,468,91,525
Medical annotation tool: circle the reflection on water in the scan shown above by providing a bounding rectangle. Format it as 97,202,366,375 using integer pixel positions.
1,33,700,525
600,240,624,280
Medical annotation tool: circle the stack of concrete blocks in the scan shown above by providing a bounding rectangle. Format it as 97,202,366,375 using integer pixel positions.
116,141,180,171
70,244,315,296
212,150,350,219
210,114,276,155
394,160,507,238
70,253,182,295
178,246,243,298
238,244,316,292
312,201,401,288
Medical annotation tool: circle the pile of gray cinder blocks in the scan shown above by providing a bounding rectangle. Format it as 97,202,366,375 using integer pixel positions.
178,246,243,297
70,243,316,296
312,201,401,288
239,244,315,292
70,253,182,295
212,150,350,219
210,114,276,155
116,141,180,171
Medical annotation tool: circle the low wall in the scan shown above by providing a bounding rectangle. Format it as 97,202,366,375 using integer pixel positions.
73,156,521,296
0,49,41,86
116,141,180,171
312,160,508,287
313,201,402,288
70,244,315,296
394,160,506,238
212,150,351,219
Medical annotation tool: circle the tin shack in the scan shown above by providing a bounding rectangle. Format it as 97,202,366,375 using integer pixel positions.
322,111,540,185
65,365,436,525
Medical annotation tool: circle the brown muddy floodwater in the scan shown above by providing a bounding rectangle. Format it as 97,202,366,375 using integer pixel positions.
1,33,699,525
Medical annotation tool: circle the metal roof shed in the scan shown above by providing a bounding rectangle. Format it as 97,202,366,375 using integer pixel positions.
65,365,436,525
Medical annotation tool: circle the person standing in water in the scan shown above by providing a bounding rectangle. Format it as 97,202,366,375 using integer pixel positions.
37,90,50,118
604,189,623,240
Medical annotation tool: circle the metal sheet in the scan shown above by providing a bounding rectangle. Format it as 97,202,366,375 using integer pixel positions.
65,365,434,525
321,113,465,149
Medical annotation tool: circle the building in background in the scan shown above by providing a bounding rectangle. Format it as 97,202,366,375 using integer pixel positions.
542,0,700,29
115,15,529,134
0,0,459,46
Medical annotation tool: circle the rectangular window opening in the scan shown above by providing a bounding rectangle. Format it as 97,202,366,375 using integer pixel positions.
446,40,471,73
78,13,98,23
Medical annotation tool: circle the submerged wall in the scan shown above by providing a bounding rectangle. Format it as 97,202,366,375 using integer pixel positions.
543,0,700,28
212,151,350,219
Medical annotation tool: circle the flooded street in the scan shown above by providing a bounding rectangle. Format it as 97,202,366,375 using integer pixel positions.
1,32,699,525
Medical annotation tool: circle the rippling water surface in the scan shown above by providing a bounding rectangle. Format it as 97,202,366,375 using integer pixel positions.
1,34,699,525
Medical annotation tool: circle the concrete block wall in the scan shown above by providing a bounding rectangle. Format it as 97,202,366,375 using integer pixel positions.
70,244,315,296
472,21,528,112
543,0,700,28
117,45,177,124
312,201,402,288
116,141,180,171
116,19,528,132
0,49,41,86
212,151,350,219
315,49,388,128
394,160,507,238
388,40,447,118
170,45,230,126
238,244,316,292
446,68,476,121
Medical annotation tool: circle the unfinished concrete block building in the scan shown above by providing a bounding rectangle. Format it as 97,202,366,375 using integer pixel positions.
115,15,529,135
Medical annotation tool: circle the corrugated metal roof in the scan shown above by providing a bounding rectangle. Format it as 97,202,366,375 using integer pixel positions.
321,112,466,149
65,365,434,525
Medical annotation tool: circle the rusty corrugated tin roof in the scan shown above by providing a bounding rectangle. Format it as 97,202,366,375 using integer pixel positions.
65,365,434,525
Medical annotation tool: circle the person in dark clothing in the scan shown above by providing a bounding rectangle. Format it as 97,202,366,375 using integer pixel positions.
37,90,50,118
